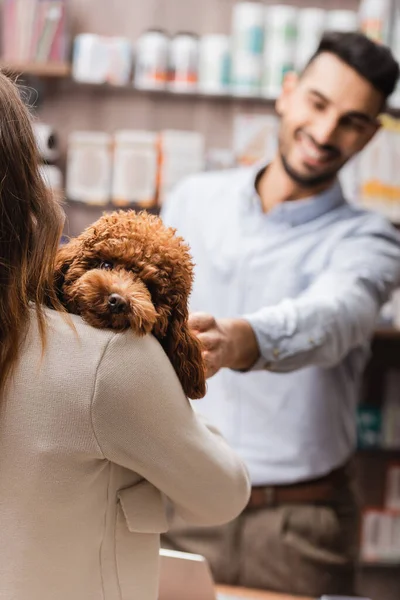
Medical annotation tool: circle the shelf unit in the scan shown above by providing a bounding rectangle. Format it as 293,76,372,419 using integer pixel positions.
0,61,70,78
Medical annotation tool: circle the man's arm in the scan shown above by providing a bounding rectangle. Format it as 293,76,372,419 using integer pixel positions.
193,220,400,376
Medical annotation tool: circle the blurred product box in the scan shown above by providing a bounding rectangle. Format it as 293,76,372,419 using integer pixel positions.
158,130,205,205
112,130,158,208
360,508,400,563
356,115,400,223
233,114,278,166
72,34,132,86
65,128,206,207
66,132,112,205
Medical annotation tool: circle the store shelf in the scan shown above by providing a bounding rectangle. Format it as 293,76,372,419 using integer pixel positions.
65,198,159,213
358,560,400,569
357,447,400,458
64,79,400,118
68,79,276,105
0,61,71,78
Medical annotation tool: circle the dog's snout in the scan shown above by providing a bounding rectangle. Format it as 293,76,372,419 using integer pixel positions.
108,293,127,314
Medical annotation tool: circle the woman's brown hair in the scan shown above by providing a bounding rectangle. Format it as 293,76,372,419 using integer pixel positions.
0,72,64,395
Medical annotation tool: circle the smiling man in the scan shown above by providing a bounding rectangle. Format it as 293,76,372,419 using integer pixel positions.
161,32,400,596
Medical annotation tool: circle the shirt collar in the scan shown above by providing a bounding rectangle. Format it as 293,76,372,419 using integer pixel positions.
242,162,346,227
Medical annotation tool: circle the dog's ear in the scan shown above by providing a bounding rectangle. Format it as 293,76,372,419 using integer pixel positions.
53,239,80,301
163,305,206,400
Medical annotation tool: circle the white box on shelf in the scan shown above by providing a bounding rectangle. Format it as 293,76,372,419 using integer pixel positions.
66,131,112,205
111,130,158,208
72,34,132,86
360,509,400,563
158,130,205,205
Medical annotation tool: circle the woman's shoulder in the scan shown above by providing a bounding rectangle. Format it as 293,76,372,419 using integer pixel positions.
39,307,166,365
43,307,115,343
27,307,124,361
42,310,183,409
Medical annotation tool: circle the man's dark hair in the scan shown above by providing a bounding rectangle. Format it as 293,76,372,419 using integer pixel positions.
305,31,399,101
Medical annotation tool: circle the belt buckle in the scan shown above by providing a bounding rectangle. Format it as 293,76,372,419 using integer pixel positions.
263,486,275,507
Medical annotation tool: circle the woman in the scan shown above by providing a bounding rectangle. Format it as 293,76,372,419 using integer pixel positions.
0,73,250,600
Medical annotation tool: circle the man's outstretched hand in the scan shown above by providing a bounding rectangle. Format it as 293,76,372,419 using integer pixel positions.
188,313,260,378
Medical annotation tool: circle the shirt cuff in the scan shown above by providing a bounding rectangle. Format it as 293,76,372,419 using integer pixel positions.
242,310,283,371
232,313,275,372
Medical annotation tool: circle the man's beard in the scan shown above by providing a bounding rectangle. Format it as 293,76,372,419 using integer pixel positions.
280,152,341,188
278,127,343,188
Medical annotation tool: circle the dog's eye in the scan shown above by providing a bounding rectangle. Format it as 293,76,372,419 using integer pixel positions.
100,261,114,270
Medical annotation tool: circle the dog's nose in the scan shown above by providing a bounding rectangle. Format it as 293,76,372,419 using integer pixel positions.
108,293,127,314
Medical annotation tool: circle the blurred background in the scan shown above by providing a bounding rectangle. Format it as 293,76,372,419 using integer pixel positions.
2,1,400,599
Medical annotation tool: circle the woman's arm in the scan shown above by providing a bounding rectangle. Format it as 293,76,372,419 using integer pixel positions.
90,332,250,526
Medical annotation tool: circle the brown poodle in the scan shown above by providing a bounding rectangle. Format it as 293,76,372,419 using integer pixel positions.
52,210,206,399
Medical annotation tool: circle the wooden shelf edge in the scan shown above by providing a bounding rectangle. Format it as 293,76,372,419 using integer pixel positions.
69,80,277,104
0,61,71,78
358,560,400,568
374,327,400,340
63,79,400,116
356,447,400,456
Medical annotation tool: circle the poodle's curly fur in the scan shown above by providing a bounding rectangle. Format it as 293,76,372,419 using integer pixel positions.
51,210,206,399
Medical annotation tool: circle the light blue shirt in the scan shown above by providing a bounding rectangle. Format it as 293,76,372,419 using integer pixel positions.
161,164,400,485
